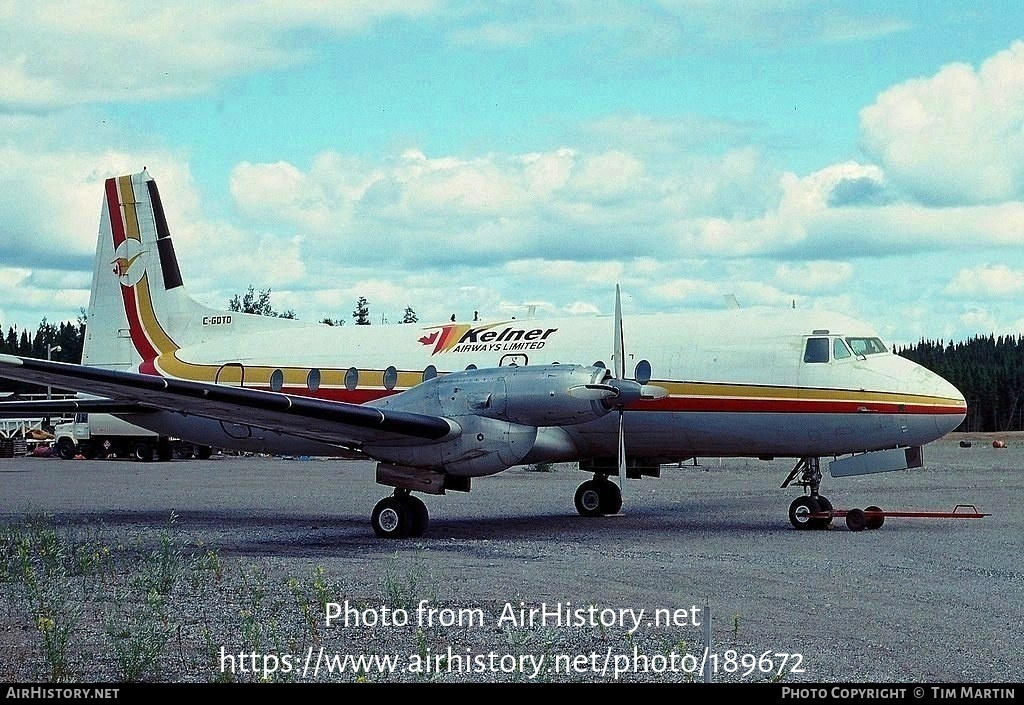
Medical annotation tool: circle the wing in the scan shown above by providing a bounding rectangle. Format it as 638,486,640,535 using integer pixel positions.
0,354,456,447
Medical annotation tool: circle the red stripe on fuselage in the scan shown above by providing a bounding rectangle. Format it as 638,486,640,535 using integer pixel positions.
265,386,963,416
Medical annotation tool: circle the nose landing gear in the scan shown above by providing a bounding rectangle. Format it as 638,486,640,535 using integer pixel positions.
783,457,833,530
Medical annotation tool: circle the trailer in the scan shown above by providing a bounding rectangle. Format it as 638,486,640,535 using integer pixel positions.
53,413,213,462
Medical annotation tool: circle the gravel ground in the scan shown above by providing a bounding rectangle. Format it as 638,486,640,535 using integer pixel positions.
0,433,1020,683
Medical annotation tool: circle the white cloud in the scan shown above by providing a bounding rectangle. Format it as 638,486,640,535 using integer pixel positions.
860,40,1024,205
959,308,1000,335
944,265,1024,299
565,150,645,203
0,149,196,266
0,1,439,111
775,261,854,293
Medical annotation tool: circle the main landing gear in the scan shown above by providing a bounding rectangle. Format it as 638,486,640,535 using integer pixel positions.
371,490,429,539
782,457,834,530
574,475,623,517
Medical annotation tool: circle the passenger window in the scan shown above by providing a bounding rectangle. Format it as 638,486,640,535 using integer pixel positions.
803,337,829,363
635,359,652,384
833,339,851,360
269,369,284,392
307,368,321,392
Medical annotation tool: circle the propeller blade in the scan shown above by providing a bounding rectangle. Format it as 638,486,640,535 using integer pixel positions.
617,409,626,500
614,284,625,380
567,384,619,400
639,384,669,400
613,285,627,505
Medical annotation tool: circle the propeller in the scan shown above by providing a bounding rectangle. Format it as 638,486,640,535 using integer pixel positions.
566,285,667,514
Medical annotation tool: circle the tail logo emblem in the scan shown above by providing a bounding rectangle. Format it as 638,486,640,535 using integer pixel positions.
111,240,147,287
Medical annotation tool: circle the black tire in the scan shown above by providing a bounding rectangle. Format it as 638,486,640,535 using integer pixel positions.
864,505,885,530
813,496,834,529
598,480,623,515
788,496,820,530
846,508,867,532
195,445,213,460
131,442,153,462
157,442,173,462
402,495,429,538
56,439,76,460
371,497,410,539
574,480,604,517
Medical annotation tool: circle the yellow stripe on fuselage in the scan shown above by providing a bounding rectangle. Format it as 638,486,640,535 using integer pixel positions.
145,355,965,410
659,381,961,408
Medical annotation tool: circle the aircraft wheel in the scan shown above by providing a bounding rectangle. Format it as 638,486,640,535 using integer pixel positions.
598,480,623,515
131,442,154,462
845,508,867,532
574,480,604,517
157,443,173,462
788,496,820,530
813,496,833,529
371,497,410,539
864,505,885,530
195,445,213,460
402,495,429,538
56,439,76,460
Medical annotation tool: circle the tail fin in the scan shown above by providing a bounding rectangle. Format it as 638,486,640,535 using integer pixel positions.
83,171,218,371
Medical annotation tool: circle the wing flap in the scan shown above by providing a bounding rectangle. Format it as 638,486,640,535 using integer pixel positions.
0,355,456,444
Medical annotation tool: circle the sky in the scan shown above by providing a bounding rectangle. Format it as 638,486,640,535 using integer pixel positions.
2,0,1024,348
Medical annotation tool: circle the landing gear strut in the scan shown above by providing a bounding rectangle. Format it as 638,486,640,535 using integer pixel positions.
782,457,833,530
574,475,623,517
371,490,429,539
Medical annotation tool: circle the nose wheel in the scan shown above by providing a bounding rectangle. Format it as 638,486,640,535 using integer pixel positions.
788,495,833,530
783,457,833,530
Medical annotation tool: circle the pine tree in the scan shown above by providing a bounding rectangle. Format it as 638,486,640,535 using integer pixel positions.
228,285,296,318
353,297,370,325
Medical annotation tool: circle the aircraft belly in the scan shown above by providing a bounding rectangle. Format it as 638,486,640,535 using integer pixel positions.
570,410,933,458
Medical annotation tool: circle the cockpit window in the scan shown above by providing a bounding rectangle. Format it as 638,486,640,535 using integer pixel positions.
803,337,830,363
845,337,888,356
833,338,852,360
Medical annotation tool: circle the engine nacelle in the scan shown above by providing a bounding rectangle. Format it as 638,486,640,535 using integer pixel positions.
365,415,539,476
362,364,614,476
370,364,614,426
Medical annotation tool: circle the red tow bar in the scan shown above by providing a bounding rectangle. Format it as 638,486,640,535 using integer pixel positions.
811,504,990,532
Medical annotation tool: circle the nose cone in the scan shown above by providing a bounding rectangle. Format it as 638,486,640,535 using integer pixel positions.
908,362,967,439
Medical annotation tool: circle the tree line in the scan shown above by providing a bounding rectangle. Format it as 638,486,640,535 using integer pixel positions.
898,335,1024,433
0,316,86,394
228,286,418,325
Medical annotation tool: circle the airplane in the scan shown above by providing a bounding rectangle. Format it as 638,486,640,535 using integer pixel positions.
0,170,968,538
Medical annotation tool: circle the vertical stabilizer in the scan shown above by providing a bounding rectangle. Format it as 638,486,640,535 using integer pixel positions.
82,171,214,371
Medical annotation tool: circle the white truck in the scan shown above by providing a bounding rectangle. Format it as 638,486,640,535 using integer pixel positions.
53,413,213,461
